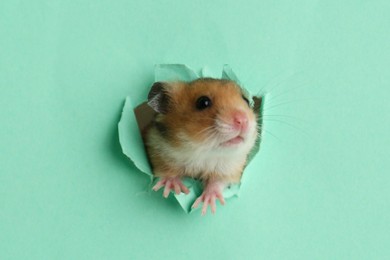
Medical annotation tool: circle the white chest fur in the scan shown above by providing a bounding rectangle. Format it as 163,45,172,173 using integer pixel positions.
156,133,255,178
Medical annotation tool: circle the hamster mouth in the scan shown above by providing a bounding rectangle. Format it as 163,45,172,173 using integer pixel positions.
220,135,244,146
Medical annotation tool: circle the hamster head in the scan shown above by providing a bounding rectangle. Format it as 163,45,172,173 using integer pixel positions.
147,78,258,154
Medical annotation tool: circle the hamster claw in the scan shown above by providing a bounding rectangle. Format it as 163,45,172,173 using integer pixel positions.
152,177,189,198
192,184,225,216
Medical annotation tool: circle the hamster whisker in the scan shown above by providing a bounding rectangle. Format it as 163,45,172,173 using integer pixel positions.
215,120,233,129
194,126,217,138
201,131,220,148
254,70,304,96
263,97,320,112
262,100,300,112
260,118,310,136
215,126,236,136
258,114,307,123
261,128,281,141
266,81,310,103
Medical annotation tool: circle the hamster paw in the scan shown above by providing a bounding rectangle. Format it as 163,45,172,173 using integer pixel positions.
152,177,190,198
192,182,225,215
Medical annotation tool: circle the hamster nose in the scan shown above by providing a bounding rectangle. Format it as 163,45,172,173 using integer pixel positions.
233,111,248,131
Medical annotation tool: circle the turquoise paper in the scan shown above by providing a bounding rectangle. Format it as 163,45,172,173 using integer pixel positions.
1,1,390,259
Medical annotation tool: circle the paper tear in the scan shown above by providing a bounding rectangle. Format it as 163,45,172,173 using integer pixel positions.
118,97,153,177
118,64,264,213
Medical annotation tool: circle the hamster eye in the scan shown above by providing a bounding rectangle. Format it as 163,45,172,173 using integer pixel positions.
196,96,212,110
242,95,250,105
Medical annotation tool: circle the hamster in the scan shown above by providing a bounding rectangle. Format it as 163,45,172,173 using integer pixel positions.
143,78,258,215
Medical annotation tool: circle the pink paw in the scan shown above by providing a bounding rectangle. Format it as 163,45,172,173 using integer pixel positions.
152,177,190,198
192,182,225,215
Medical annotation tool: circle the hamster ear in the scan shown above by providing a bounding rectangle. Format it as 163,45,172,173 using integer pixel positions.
147,82,170,114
